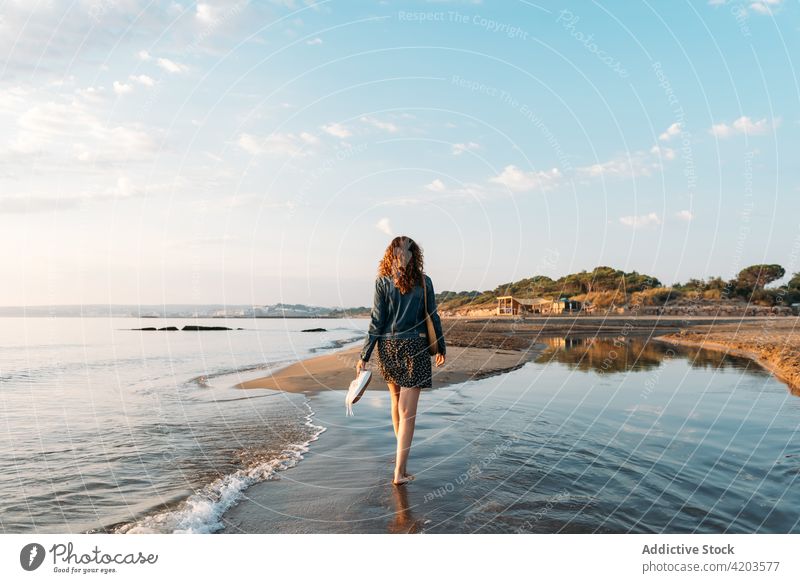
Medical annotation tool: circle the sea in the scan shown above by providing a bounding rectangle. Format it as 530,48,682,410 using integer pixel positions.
0,317,366,533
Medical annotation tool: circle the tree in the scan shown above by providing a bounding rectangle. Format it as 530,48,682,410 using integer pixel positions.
736,264,785,290
683,278,705,290
787,272,800,290
706,276,727,291
563,271,590,294
590,266,623,292
625,271,662,292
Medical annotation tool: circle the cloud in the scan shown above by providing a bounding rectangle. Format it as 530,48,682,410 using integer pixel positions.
138,50,152,61
489,165,562,192
650,145,676,161
0,87,33,114
675,210,694,221
360,116,398,133
113,81,133,95
10,100,159,162
425,179,446,192
376,217,393,236
0,3,172,75
710,115,778,138
452,141,479,156
299,131,320,145
196,3,218,24
749,0,782,14
579,149,664,178
619,212,661,229
73,126,159,163
0,176,146,214
708,0,783,13
105,176,142,198
157,57,188,74
237,132,316,157
377,180,486,206
130,74,155,87
321,122,351,138
74,86,105,103
306,37,323,45
659,122,681,141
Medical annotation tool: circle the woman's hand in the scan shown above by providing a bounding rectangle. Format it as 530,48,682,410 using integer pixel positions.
435,353,446,367
356,359,368,375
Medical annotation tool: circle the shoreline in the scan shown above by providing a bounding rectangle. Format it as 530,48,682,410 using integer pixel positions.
654,320,800,395
236,318,553,393
654,335,797,392
445,316,800,394
236,316,800,394
235,343,546,392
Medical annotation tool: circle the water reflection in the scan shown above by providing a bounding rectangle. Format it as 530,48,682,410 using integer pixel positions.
535,335,768,379
388,485,424,534
414,335,800,533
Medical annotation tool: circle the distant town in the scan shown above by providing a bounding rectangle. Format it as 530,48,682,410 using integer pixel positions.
0,303,371,318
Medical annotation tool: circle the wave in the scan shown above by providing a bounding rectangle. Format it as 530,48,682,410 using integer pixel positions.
184,334,363,388
185,360,288,388
0,355,171,384
113,400,326,534
308,334,364,353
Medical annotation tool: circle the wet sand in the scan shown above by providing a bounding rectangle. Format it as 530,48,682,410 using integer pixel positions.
236,344,544,392
220,388,442,533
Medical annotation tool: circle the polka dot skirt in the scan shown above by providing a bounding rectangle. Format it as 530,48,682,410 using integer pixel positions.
376,336,432,389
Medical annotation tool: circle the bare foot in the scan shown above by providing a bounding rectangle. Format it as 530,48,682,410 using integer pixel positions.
393,473,414,486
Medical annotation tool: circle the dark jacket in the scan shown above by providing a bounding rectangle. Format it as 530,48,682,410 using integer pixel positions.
360,273,446,362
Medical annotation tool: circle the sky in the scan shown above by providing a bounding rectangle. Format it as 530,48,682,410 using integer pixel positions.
1,0,798,307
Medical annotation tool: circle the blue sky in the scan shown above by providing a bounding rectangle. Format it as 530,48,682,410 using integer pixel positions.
1,0,798,306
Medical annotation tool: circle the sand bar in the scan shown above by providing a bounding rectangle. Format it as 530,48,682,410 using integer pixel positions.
236,344,544,392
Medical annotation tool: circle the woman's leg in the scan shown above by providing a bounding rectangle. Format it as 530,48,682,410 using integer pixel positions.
394,387,421,483
387,382,401,437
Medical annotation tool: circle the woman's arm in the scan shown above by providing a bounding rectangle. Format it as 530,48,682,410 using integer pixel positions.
425,275,446,356
359,277,387,363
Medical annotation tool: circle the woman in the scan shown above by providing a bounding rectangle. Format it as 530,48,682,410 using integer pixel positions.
356,236,446,486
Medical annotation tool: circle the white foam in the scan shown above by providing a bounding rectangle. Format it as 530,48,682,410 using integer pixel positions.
116,402,326,534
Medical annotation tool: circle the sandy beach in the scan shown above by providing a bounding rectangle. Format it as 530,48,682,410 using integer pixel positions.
236,319,550,392
236,344,543,392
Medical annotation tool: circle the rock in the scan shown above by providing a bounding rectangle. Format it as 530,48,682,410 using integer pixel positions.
301,327,327,332
181,325,232,331
158,327,179,331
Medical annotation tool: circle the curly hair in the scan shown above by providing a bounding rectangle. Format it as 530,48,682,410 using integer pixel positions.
377,236,424,294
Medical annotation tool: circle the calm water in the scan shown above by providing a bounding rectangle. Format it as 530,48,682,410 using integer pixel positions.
406,336,800,533
0,317,367,533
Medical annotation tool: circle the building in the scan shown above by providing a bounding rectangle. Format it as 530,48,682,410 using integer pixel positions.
554,297,583,313
497,296,583,315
